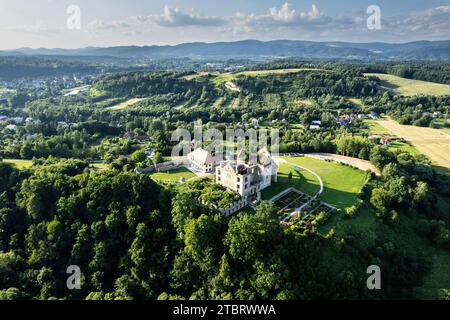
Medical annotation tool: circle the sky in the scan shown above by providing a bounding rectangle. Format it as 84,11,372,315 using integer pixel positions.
0,0,449,49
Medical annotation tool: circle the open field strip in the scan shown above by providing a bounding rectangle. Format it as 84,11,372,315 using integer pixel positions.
364,73,450,96
108,98,145,110
2,159,33,169
376,118,450,169
213,68,326,85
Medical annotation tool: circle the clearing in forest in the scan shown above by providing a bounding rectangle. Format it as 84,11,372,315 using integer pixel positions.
108,98,145,110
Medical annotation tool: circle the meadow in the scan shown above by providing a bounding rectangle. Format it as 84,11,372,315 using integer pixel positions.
376,119,450,169
365,73,450,96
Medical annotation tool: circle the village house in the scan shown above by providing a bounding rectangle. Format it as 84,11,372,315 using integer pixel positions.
380,137,392,146
188,148,219,174
215,148,278,199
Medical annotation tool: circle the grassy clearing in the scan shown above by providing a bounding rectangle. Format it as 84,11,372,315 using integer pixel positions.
90,163,109,171
348,98,364,107
149,167,196,182
376,118,450,169
213,68,325,85
108,98,145,110
365,73,450,96
2,159,33,169
363,119,391,135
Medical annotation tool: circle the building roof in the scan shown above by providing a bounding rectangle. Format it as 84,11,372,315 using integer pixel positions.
189,148,217,166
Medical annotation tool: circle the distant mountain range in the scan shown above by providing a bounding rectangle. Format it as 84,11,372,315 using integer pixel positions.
2,40,450,60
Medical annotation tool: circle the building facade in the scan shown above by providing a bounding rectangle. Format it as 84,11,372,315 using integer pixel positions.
215,148,278,197
188,148,218,173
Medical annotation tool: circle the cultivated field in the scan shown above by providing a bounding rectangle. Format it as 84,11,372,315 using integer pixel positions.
376,119,450,169
365,73,450,96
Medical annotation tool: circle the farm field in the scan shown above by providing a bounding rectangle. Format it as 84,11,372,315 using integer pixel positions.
2,159,33,169
149,167,196,182
365,73,450,96
263,157,368,209
108,98,145,110
376,119,450,169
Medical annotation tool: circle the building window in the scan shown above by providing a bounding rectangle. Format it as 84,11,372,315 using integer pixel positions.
237,177,240,182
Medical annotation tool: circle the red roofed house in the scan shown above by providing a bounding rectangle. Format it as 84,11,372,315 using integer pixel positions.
188,148,218,173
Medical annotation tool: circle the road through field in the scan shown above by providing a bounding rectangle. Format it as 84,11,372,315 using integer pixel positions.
376,119,450,169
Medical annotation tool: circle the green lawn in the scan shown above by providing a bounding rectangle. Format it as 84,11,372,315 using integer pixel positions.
261,162,320,200
149,167,197,182
2,159,33,169
263,157,368,210
282,157,369,209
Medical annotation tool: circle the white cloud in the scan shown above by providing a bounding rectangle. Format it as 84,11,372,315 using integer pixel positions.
145,5,227,27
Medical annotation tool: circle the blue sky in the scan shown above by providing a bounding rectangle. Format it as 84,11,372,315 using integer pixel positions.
0,0,449,49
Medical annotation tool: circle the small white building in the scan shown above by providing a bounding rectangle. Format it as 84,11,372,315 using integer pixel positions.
309,125,321,130
188,148,218,173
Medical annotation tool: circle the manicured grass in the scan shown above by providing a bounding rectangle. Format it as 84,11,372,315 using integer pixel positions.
365,73,450,96
281,157,369,210
261,162,320,200
149,167,196,182
2,159,33,169
263,157,368,210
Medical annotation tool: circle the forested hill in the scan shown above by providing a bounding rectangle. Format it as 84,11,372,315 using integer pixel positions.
4,40,450,60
